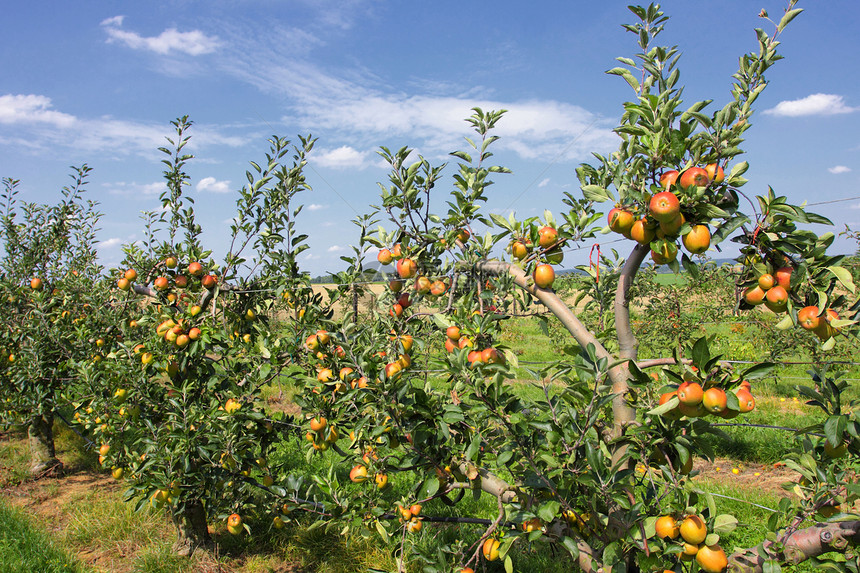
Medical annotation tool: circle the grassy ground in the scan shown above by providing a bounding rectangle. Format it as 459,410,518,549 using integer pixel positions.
1,308,856,572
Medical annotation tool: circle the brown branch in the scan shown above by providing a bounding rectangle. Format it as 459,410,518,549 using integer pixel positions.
729,520,860,572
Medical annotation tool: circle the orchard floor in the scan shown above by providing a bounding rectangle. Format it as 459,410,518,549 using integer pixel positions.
1,426,807,573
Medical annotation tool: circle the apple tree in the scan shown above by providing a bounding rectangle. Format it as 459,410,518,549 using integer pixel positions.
0,168,107,477
284,3,860,572
75,117,319,555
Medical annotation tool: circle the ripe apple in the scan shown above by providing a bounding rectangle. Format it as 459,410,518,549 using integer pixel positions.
446,326,461,341
227,513,243,535
481,347,504,365
735,388,755,413
111,467,124,480
384,361,403,379
375,473,389,489
390,303,404,318
743,285,766,305
655,515,679,539
764,285,788,311
533,264,555,289
538,226,558,248
124,269,138,281
164,256,178,269
705,163,725,184
607,208,635,237
456,228,470,243
650,241,678,265
430,280,446,296
467,350,483,367
658,213,685,237
117,277,130,291
679,515,707,545
388,280,403,292
630,218,656,245
153,276,169,291
679,167,710,188
482,538,500,561
444,338,457,353
349,465,368,483
678,382,704,405
397,258,417,279
758,273,775,290
683,225,711,254
201,274,217,290
377,249,393,265
113,388,128,404
649,191,681,223
702,387,727,414
174,275,188,288
797,306,820,330
511,240,529,260
774,266,792,290
188,327,201,340
660,170,680,189
544,247,564,264
414,276,432,294
309,417,327,432
696,544,728,573
187,261,204,276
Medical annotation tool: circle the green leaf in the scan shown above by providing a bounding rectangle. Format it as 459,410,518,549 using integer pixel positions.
581,185,614,203
827,266,855,293
560,536,580,559
713,514,738,535
775,314,794,330
420,476,440,498
538,500,561,522
741,362,775,380
778,8,803,31
646,395,679,416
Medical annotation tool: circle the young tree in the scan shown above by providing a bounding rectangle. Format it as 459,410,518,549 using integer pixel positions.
288,3,860,572
0,169,105,476
77,117,318,555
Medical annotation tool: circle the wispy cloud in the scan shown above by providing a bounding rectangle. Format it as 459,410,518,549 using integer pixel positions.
101,16,221,56
327,245,345,252
104,181,166,196
0,93,248,157
538,178,551,188
828,165,852,174
197,176,232,193
307,203,327,211
764,94,857,117
99,237,123,248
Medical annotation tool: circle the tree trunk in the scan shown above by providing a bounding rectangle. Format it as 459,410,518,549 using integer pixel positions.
729,520,860,572
170,499,212,556
28,411,63,477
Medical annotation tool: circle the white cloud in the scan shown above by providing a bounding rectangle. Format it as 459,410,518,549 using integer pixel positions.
101,16,221,56
0,95,76,127
104,181,166,196
307,203,327,211
327,245,345,252
314,146,370,169
538,178,551,188
764,94,857,117
828,165,852,174
99,237,123,248
197,176,232,193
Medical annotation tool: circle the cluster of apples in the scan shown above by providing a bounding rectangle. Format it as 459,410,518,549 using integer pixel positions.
607,164,725,264
659,378,755,420
443,325,505,368
654,513,728,572
117,258,218,297
509,225,561,289
378,244,448,299
305,415,340,452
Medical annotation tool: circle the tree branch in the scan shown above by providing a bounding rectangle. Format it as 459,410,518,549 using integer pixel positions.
729,520,860,572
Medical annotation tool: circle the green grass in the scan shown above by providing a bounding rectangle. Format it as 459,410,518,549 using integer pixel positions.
0,500,91,573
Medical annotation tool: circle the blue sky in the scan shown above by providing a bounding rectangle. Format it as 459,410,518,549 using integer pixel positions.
1,1,859,276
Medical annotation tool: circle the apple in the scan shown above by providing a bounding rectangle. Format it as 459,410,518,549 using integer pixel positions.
174,275,188,288
679,515,707,545
758,273,775,290
764,285,788,311
189,305,202,317
111,467,124,480
446,326,461,341
679,167,710,188
397,258,417,279
607,208,635,237
702,387,727,414
538,226,558,248
658,213,685,237
385,361,403,379
175,334,189,348
456,228,470,243
377,248,393,265
117,278,130,291
650,242,678,265
124,269,138,281
414,276,432,294
682,225,711,254
309,417,327,432
430,280,447,296
533,264,555,289
188,327,201,340
630,218,656,245
655,515,679,539
774,266,792,290
481,347,504,365
544,247,564,264
696,544,728,573
797,306,820,330
201,274,217,290
678,382,703,405
388,279,403,293
444,339,456,353
705,163,725,184
482,538,500,561
649,191,681,223
113,388,128,404
227,513,243,535
743,285,766,305
153,276,169,291
511,240,529,260
164,256,178,269
467,350,483,367
735,388,755,413
660,170,680,189
349,465,368,483
187,261,204,276
375,473,389,489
